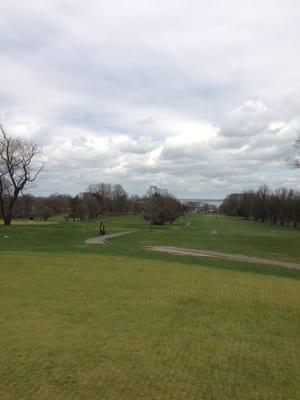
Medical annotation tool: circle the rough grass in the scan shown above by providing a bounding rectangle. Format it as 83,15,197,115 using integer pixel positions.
0,214,299,399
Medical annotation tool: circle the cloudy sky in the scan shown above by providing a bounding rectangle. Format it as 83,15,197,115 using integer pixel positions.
1,0,300,198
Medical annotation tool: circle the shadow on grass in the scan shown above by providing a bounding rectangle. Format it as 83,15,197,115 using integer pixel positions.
4,243,298,281
124,247,300,280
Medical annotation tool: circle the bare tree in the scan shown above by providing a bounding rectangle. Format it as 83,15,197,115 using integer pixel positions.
220,186,300,228
0,124,43,225
143,192,185,228
289,132,300,168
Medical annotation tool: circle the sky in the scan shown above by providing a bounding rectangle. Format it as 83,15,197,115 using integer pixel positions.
1,0,300,198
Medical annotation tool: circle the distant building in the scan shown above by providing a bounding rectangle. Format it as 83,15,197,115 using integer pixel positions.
182,200,219,213
148,186,169,196
149,185,160,195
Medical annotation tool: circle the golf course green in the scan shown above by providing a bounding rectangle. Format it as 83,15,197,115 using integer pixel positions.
0,214,299,399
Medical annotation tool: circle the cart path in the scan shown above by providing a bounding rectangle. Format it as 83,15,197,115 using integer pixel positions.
86,231,134,244
146,246,300,270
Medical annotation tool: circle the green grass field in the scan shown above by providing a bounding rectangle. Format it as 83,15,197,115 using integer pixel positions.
0,214,299,399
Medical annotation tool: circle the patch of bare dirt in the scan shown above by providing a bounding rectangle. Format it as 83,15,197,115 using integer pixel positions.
146,246,300,270
86,231,134,244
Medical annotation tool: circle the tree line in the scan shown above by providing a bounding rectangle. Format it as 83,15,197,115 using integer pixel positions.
7,184,187,225
6,187,133,222
220,185,300,227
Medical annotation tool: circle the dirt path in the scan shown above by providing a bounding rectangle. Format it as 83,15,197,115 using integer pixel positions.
146,246,300,270
86,231,134,244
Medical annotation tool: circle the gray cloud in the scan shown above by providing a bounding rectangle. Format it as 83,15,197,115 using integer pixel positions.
221,100,271,137
0,0,300,197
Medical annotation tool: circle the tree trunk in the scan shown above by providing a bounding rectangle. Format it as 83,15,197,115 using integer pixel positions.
4,215,12,225
0,197,9,225
0,194,18,225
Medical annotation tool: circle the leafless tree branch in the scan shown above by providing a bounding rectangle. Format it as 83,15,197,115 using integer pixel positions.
288,132,300,168
0,124,44,225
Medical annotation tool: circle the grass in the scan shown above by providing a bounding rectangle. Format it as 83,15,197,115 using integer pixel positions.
0,214,299,399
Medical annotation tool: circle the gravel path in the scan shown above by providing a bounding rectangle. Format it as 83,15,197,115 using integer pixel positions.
146,246,300,270
86,231,134,244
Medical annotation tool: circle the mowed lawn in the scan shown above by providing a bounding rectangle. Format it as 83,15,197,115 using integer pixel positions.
0,215,299,399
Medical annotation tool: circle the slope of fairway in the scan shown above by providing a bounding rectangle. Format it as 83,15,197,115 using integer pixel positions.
0,214,299,399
